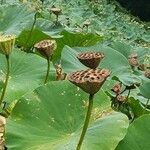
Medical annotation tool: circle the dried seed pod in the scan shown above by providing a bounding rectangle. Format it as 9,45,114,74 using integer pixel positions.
145,70,150,79
128,53,138,59
0,116,6,150
67,68,110,94
128,53,139,67
117,95,126,102
0,35,15,55
56,64,63,80
111,83,122,94
50,8,62,16
77,52,104,69
34,40,57,59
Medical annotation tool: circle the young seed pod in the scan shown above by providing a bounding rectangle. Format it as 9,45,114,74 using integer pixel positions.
0,35,15,55
145,70,150,79
77,52,104,69
128,53,139,67
116,94,126,103
111,82,122,94
67,68,110,94
34,40,57,59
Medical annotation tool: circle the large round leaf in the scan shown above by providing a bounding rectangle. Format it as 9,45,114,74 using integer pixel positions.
0,49,55,104
53,30,102,61
139,81,150,99
61,44,131,75
116,114,150,150
6,81,129,150
0,4,34,35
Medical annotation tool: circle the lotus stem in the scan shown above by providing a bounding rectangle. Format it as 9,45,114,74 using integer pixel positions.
55,15,59,25
76,94,94,150
44,58,50,84
0,55,10,105
143,99,150,114
24,12,37,52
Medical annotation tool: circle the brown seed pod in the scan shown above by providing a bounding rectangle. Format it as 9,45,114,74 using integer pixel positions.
128,53,139,67
116,95,126,102
77,52,104,69
67,68,110,94
111,83,122,94
50,8,62,16
34,40,57,59
145,70,150,79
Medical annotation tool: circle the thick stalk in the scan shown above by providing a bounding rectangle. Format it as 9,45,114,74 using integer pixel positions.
76,94,94,150
143,99,150,114
44,58,50,84
0,55,10,106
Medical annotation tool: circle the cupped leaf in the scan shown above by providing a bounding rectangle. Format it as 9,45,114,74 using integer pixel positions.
61,44,131,75
113,73,141,87
111,42,150,63
139,81,150,99
116,114,150,150
111,42,132,58
0,49,55,104
6,81,129,150
0,4,34,35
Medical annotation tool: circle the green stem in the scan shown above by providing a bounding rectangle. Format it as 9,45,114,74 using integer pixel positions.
44,58,50,84
55,15,59,25
76,94,94,150
0,55,10,106
143,99,150,114
23,12,37,52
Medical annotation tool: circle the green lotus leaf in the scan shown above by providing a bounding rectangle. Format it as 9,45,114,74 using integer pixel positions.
53,30,102,61
0,4,34,35
139,81,150,99
111,42,150,62
116,114,150,150
6,81,129,150
0,49,55,104
17,28,53,51
112,73,141,86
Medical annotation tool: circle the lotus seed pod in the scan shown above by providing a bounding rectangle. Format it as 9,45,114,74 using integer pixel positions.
128,53,139,67
145,70,150,79
50,8,62,16
117,95,126,102
77,52,104,69
67,68,110,94
0,35,15,55
34,40,57,59
111,83,122,94
0,115,6,150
